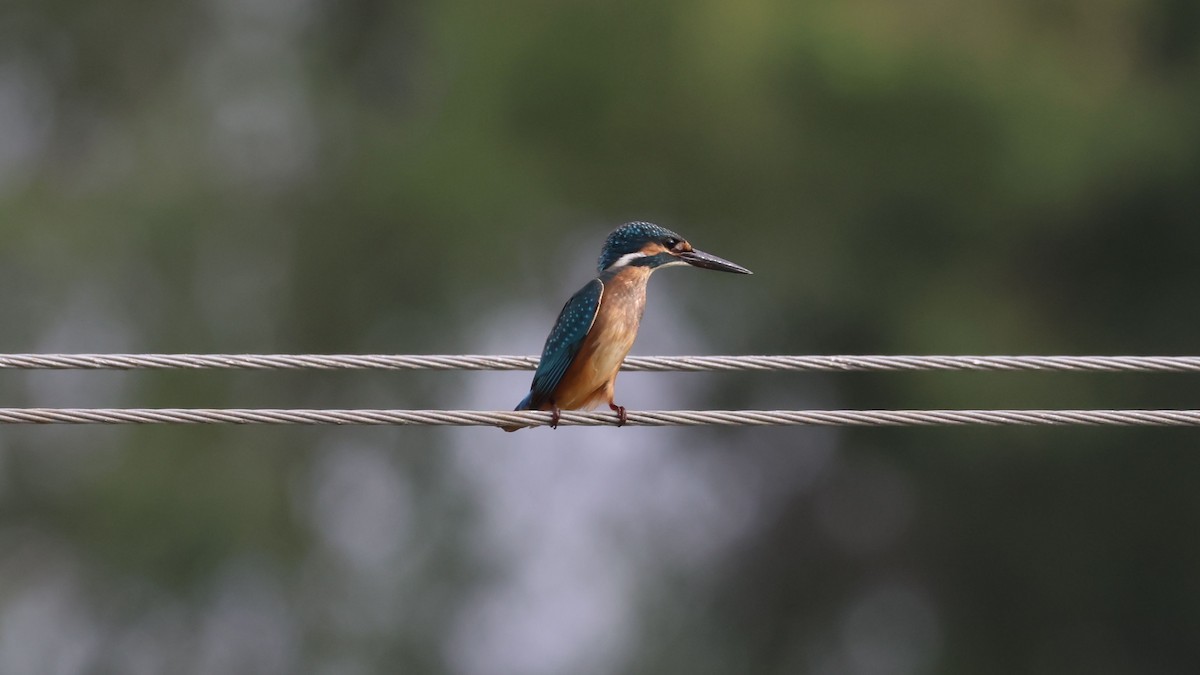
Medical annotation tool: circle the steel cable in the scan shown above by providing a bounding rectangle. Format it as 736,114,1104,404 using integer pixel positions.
2,354,1200,373
5,354,1197,426
0,408,1198,427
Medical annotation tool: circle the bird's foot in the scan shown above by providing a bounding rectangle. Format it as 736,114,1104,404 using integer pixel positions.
549,406,561,430
609,402,627,427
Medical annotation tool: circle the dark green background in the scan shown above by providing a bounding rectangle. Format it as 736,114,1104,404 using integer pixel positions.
1,1,1199,673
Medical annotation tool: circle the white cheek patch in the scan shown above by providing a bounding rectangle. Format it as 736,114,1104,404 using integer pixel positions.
608,251,648,269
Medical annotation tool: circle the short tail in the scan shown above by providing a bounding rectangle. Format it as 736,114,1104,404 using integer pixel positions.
501,393,534,432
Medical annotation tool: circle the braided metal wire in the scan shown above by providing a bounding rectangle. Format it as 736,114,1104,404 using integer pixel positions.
0,408,1198,427
2,354,1200,372
4,354,1197,426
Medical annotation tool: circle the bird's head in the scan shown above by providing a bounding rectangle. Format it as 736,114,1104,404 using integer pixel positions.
596,222,752,275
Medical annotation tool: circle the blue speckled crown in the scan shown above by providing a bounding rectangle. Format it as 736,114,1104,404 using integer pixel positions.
597,222,683,271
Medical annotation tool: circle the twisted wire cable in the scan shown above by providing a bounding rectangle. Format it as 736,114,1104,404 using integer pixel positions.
0,408,1198,427
5,354,1197,426
2,354,1200,372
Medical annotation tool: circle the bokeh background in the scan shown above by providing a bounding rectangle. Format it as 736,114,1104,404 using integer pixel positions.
2,0,1200,673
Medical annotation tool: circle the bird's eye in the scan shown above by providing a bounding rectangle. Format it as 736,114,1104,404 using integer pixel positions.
664,238,679,248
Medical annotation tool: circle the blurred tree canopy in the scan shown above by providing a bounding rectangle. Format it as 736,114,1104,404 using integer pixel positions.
1,0,1199,673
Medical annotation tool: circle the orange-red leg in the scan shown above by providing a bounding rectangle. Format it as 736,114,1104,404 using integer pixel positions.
608,401,627,426
549,402,561,430
600,379,626,427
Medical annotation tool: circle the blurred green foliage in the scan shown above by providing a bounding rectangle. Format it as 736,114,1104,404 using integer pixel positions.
1,0,1199,672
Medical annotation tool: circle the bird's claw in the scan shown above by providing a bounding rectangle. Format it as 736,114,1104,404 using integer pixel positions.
609,403,627,427
549,406,561,430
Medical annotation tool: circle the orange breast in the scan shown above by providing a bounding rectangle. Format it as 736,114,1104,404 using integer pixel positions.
551,267,650,410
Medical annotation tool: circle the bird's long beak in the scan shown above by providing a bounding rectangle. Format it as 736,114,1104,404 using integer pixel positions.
679,248,753,274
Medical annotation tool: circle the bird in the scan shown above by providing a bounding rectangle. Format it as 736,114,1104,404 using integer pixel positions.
503,221,751,431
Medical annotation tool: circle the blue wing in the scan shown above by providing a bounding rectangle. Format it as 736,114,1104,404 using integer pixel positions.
516,278,603,410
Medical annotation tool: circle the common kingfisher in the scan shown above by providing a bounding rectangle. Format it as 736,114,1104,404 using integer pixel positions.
504,222,751,431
